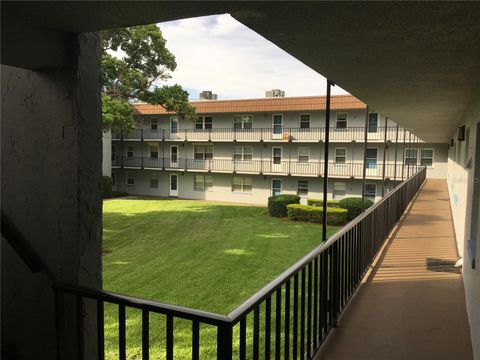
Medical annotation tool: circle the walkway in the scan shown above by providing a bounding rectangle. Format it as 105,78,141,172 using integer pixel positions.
316,179,473,359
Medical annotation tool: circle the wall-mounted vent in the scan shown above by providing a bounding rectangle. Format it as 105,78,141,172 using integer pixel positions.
458,125,466,141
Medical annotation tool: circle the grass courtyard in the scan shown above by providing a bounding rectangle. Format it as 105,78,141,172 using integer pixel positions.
103,197,339,359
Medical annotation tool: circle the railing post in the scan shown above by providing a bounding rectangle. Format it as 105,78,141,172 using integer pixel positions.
393,124,399,186
322,80,334,242
141,129,144,169
217,323,233,360
401,129,406,181
361,107,369,211
381,117,388,196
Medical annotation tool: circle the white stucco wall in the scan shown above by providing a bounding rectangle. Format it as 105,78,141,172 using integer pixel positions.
446,97,480,359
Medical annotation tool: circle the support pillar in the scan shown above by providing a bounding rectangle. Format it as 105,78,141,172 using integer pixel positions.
322,80,334,243
361,107,369,211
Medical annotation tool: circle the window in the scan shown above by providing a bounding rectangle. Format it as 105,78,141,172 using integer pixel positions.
195,116,213,130
194,145,213,160
297,180,309,196
333,182,346,199
126,145,134,158
335,148,347,164
272,179,282,196
233,146,253,161
366,148,378,169
170,116,178,133
336,113,348,129
273,114,283,134
111,144,116,161
420,148,434,167
298,147,310,163
126,172,135,186
149,145,158,158
405,148,417,165
111,172,116,187
365,183,376,202
232,176,252,193
233,115,253,129
368,113,378,133
150,176,158,188
150,118,158,130
300,114,310,129
194,175,213,191
273,147,282,164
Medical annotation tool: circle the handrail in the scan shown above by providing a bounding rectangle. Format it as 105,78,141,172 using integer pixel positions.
53,282,229,326
227,166,426,321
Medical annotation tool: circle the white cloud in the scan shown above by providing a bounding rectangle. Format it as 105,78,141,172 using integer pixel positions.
158,14,349,100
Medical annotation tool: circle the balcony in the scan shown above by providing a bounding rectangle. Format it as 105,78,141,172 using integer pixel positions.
112,156,419,179
54,168,469,360
112,127,420,143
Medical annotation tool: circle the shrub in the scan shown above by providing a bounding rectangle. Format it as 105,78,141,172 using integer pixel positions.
307,199,341,208
338,197,374,221
268,194,300,217
102,176,113,198
287,204,348,226
103,191,129,199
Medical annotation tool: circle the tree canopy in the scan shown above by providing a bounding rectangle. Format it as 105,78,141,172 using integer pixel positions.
101,24,195,132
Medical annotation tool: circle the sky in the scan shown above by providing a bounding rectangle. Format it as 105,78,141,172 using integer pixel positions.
158,14,349,100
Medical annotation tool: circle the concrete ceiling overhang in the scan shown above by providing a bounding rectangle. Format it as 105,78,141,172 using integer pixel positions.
3,2,480,142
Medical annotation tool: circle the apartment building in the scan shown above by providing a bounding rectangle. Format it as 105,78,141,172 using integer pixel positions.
107,93,448,205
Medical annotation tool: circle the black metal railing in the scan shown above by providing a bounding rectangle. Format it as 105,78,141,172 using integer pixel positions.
112,126,421,143
54,167,426,359
113,156,421,179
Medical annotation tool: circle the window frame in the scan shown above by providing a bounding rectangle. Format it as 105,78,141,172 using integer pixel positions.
111,172,116,187
367,113,378,133
233,115,253,130
299,114,311,129
149,144,159,159
404,148,418,166
150,117,158,130
272,114,283,134
233,146,253,161
335,112,348,130
272,146,283,164
335,147,347,164
194,174,213,191
297,180,309,196
111,144,116,161
365,147,378,169
232,176,253,193
365,183,377,202
332,181,346,199
170,116,179,133
126,172,135,186
420,148,434,167
150,176,159,188
298,147,310,163
126,145,134,158
193,144,214,160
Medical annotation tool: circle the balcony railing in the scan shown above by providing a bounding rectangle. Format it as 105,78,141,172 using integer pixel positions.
113,156,420,179
54,167,427,359
112,126,421,143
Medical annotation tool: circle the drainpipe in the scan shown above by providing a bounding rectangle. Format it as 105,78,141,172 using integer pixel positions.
361,107,369,211
381,117,388,197
393,124,399,186
322,80,334,243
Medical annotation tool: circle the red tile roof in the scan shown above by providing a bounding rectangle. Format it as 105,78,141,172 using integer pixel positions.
133,95,366,115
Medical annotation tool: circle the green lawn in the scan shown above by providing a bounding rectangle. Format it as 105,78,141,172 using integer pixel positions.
103,197,339,359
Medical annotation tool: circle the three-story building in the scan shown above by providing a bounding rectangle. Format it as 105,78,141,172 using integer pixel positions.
107,93,448,204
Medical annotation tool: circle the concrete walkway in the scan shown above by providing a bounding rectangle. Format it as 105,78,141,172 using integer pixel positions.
316,179,473,360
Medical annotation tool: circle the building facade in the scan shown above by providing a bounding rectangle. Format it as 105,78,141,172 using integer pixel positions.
107,94,448,205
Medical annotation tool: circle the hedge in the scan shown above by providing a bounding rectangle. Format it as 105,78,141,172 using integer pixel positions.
268,194,300,217
338,197,374,221
101,176,113,198
307,199,341,208
287,204,348,226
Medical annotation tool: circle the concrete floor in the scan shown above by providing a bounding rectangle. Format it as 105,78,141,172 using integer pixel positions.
316,179,473,360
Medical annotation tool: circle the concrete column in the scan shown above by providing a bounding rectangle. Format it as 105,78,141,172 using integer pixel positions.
1,32,102,359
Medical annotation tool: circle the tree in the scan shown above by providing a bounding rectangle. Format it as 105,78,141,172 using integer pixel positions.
101,24,195,132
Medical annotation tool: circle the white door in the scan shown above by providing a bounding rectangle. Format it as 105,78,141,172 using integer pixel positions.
272,147,283,173
272,114,283,139
169,174,179,197
365,148,378,177
170,145,178,168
